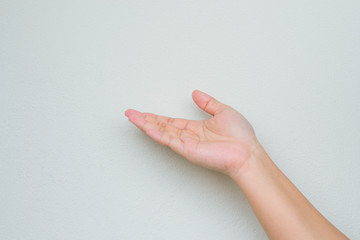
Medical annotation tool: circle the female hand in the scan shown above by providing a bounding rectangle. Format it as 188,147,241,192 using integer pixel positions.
125,90,260,177
125,90,349,239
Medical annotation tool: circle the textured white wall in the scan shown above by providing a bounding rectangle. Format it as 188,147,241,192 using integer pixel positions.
1,0,359,239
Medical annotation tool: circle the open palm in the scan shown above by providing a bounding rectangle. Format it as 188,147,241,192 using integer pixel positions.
125,90,258,176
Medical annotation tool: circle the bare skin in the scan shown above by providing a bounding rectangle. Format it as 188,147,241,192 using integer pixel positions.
125,89,349,240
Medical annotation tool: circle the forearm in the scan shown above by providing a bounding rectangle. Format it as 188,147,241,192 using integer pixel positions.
231,142,348,240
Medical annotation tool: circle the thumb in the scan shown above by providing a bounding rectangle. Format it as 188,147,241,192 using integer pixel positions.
192,90,229,116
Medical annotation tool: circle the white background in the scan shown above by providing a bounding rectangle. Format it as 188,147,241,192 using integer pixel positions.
1,0,359,239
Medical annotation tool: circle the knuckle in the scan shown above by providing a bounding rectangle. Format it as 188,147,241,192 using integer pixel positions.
167,135,174,145
158,122,167,132
176,128,182,138
184,120,190,130
167,118,174,124
204,98,214,112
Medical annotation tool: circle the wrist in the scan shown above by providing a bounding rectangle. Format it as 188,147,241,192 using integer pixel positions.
229,139,273,186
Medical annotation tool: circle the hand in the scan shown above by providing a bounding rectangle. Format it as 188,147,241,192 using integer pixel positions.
125,90,260,177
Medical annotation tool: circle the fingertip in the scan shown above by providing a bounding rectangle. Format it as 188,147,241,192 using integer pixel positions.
192,89,211,104
192,89,201,97
125,109,141,117
193,89,211,98
192,89,202,102
192,89,200,93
